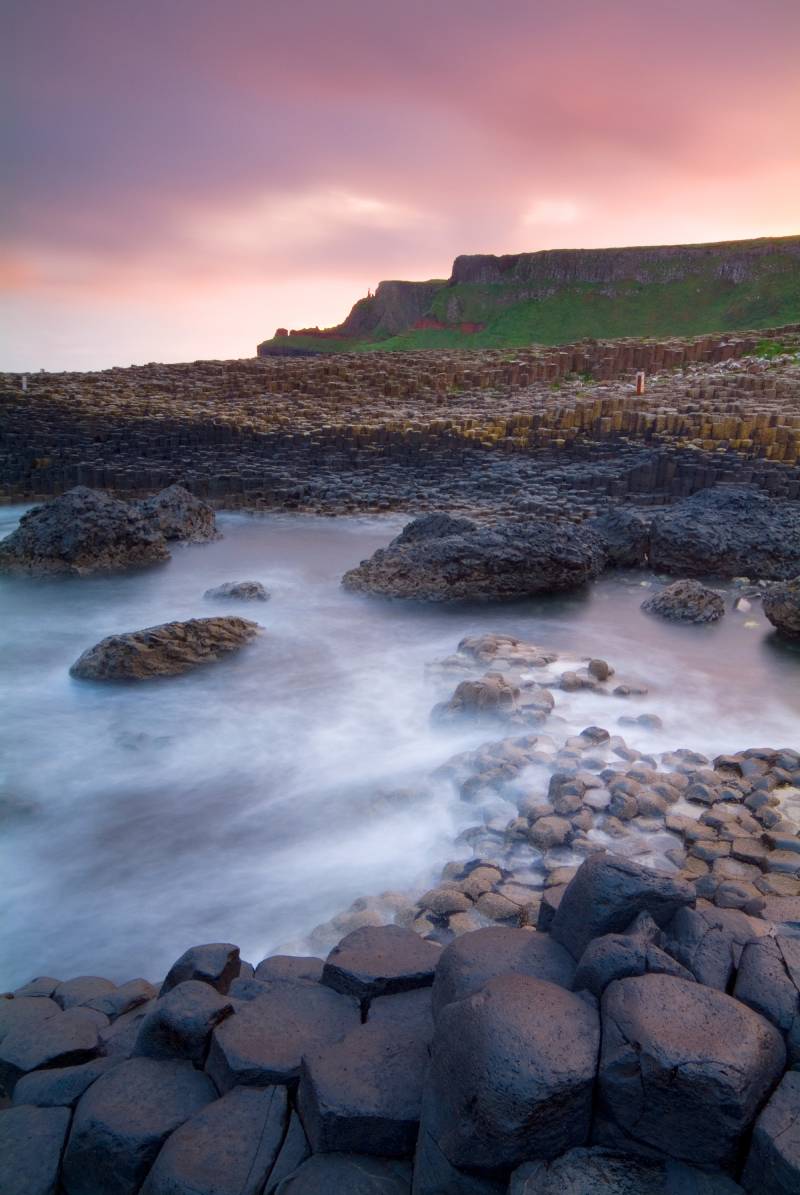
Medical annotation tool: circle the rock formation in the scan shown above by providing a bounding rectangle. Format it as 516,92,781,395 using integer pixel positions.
763,577,800,638
69,617,261,680
641,579,725,623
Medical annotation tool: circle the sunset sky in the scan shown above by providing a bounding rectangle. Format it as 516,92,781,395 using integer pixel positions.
2,0,799,372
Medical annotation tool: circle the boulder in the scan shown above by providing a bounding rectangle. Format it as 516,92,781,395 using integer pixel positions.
734,936,800,1064
763,577,800,639
99,1000,156,1059
551,854,695,961
599,974,785,1168
509,1147,745,1193
12,1056,119,1108
648,487,800,580
52,976,116,1010
134,484,218,542
586,508,651,568
572,933,694,997
0,996,60,1044
205,982,359,1091
204,580,269,601
641,580,724,624
412,1122,506,1195
0,1008,101,1094
12,977,60,999
0,1104,72,1195
265,1111,311,1195
85,978,157,1019
70,619,261,681
0,487,169,576
661,903,762,990
742,1071,800,1195
161,942,241,996
254,956,324,984
62,1057,216,1195
133,980,234,1064
432,675,521,724
271,1154,412,1194
322,925,441,1002
141,1085,288,1195
431,927,575,1020
422,973,600,1172
367,987,434,1041
341,517,605,601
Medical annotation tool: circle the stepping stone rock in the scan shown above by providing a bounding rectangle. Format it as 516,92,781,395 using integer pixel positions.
509,1147,745,1193
551,853,695,960
53,976,116,1010
161,942,241,996
204,580,269,601
0,1104,71,1195
322,925,441,1002
599,974,785,1168
134,980,233,1064
573,933,694,997
62,1057,216,1195
0,1008,101,1094
70,618,261,681
272,1154,412,1194
12,1056,119,1108
205,982,359,1091
742,1071,800,1194
141,1085,288,1195
431,927,575,1020
734,936,800,1064
422,973,599,1172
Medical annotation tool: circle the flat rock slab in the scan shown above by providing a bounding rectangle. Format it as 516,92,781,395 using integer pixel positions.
62,1057,216,1195
510,1147,745,1193
743,1071,800,1194
431,927,575,1020
322,925,441,1002
599,974,785,1168
161,942,241,996
0,1104,72,1195
141,1085,288,1195
70,618,261,681
0,1008,100,1093
206,982,359,1090
12,1056,120,1108
134,980,233,1064
272,1154,412,1194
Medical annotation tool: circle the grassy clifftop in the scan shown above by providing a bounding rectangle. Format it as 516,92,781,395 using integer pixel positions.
258,236,800,355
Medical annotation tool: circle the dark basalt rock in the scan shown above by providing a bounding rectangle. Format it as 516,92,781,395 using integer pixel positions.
509,1147,745,1193
586,508,651,568
141,1085,288,1195
265,1111,311,1195
134,484,218,542
69,619,261,681
204,579,269,601
763,577,800,639
12,1056,120,1108
0,1008,101,1094
254,956,324,984
52,975,116,1010
599,974,785,1168
322,925,441,1002
367,987,434,1041
0,1104,72,1195
12,977,61,999
85,977,157,1019
734,936,800,1064
649,486,800,580
342,516,605,601
0,996,61,1043
431,927,575,1020
272,1153,412,1194
413,1122,506,1194
742,1071,800,1195
161,942,241,996
422,973,600,1172
662,904,762,990
551,854,695,961
572,933,694,997
133,980,234,1065
641,579,724,624
62,1057,216,1195
0,486,169,576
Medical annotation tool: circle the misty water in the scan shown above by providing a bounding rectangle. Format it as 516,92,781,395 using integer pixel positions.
1,505,799,991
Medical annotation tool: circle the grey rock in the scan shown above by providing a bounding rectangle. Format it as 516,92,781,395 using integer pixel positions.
0,1008,100,1094
0,1104,71,1195
742,1070,800,1194
12,978,60,999
204,579,269,601
70,618,260,681
134,980,234,1064
265,1111,311,1195
52,975,116,1010
734,936,800,1064
99,999,156,1058
412,1120,506,1194
273,1154,412,1194
367,987,434,1041
587,508,651,568
0,997,60,1044
573,933,694,997
135,484,218,542
509,1147,745,1193
641,580,724,624
85,978,157,1019
161,942,241,996
12,1056,119,1108
322,925,441,1002
662,904,761,989
254,956,324,984
763,577,800,639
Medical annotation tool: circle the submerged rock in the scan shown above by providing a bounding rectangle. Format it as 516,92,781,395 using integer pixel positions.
763,577,800,639
134,484,218,543
641,579,724,624
342,515,605,601
69,617,261,681
204,580,270,601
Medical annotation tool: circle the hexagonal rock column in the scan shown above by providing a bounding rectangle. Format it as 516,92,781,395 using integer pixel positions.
321,925,441,1003
598,974,785,1168
734,935,800,1065
509,1147,746,1194
430,927,575,1021
133,980,234,1064
420,973,600,1174
160,942,241,996
271,1153,412,1193
742,1071,800,1194
0,1008,101,1094
12,1056,120,1108
0,1104,72,1195
62,1057,216,1195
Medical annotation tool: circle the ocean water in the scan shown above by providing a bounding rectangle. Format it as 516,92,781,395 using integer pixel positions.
1,507,798,989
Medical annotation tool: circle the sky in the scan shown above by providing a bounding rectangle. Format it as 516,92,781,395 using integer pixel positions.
2,0,799,372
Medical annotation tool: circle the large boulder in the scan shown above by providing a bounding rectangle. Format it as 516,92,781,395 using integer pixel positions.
734,936,800,1064
322,925,441,1002
421,973,600,1172
598,974,785,1168
133,980,233,1064
0,1008,101,1094
551,854,695,961
62,1057,216,1195
586,508,651,568
763,577,800,639
509,1148,745,1193
160,942,241,995
0,487,169,576
641,580,724,624
572,933,694,997
52,975,116,1010
0,996,61,1044
12,1056,120,1108
69,618,260,681
341,516,605,601
661,904,761,990
0,1104,72,1195
649,487,800,580
431,927,575,1020
134,484,218,542
742,1071,800,1194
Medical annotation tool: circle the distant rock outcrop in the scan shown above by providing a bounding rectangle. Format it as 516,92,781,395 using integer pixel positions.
69,617,261,680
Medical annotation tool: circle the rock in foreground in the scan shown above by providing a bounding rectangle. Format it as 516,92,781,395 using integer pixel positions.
69,617,261,681
342,514,605,601
641,579,725,623
763,577,800,639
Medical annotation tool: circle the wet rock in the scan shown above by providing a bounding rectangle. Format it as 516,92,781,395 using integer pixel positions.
62,1056,216,1195
588,658,614,681
455,633,558,669
271,1154,412,1194
509,1147,745,1194
254,956,324,984
204,580,270,601
661,904,761,990
529,815,572,850
742,1070,800,1195
573,933,694,997
418,886,473,917
431,927,575,1020
134,980,233,1064
342,516,605,601
763,577,800,639
587,508,650,567
321,925,441,1002
421,973,599,1171
599,974,785,1168
141,1085,288,1195
641,580,724,624
205,982,359,1091
734,936,800,1064
432,675,522,725
135,484,218,543
70,618,261,681
0,487,169,576
551,853,695,961
0,1008,101,1093
0,1104,71,1195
